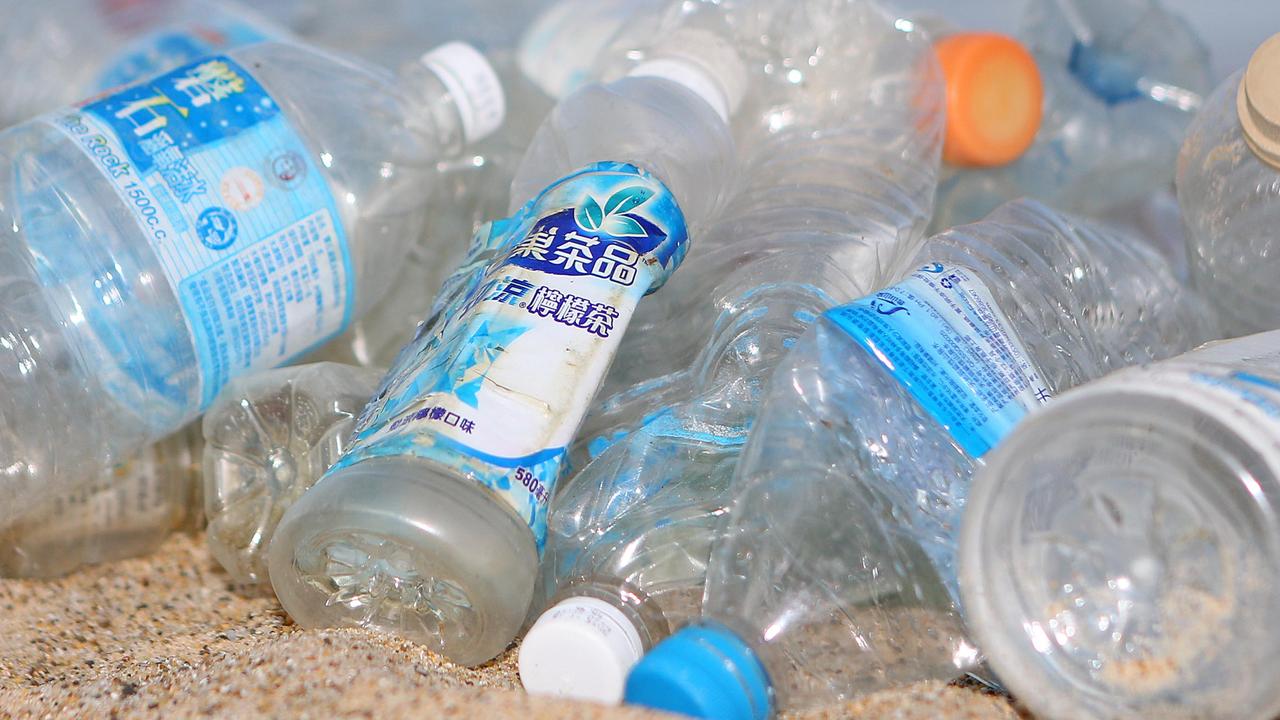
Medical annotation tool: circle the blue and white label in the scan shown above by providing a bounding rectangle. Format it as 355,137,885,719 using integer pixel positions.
96,19,273,92
331,162,688,549
51,55,352,409
826,262,1049,457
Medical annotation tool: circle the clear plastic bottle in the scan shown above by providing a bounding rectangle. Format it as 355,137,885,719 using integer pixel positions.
0,0,288,128
0,423,203,578
203,362,385,585
0,40,505,529
267,41,745,666
1179,33,1280,338
623,198,1216,720
960,329,1280,720
517,2,946,703
931,0,1211,232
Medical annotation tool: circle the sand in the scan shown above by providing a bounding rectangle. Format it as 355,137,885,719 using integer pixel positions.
0,532,1026,719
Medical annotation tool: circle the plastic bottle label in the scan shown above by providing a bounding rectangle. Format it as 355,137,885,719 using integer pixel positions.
825,262,1050,457
48,55,353,409
96,20,274,91
331,162,688,549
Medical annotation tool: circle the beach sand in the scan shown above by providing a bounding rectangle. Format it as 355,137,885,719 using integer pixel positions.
0,532,1026,719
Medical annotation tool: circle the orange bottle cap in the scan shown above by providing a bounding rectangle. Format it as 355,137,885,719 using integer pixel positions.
935,32,1044,168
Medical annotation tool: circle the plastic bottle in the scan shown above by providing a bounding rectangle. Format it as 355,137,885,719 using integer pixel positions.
1179,33,1280,338
960,329,1280,720
518,3,946,703
0,0,287,128
931,0,1211,232
0,423,203,578
623,198,1215,720
203,362,386,585
0,40,505,529
267,38,745,666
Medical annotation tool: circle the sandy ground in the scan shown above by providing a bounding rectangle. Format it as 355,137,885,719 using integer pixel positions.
0,532,1026,719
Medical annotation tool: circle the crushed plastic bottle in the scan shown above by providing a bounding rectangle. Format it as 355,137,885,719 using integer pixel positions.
931,0,1211,232
0,423,203,578
517,2,945,703
203,362,385,585
0,40,505,529
0,0,287,128
267,34,745,666
1179,32,1280,337
961,329,1280,720
623,198,1215,720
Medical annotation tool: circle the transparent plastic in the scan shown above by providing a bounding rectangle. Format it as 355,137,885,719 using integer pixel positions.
521,2,945,701
268,67,739,667
0,41,472,529
0,423,203,578
643,199,1215,716
203,362,385,585
1179,70,1280,337
932,0,1211,231
961,331,1280,720
0,0,286,128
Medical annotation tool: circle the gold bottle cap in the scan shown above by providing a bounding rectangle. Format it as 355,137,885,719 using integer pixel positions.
1238,33,1280,170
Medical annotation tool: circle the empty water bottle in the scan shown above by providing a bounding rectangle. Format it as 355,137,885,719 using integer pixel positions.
0,0,286,128
0,423,203,578
932,0,1210,231
961,329,1280,720
624,198,1214,720
1179,33,1280,337
0,40,505,527
267,35,745,666
518,2,945,702
203,362,385,585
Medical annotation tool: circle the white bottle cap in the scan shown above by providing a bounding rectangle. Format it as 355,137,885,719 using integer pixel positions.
421,42,507,144
627,29,748,125
518,596,645,705
1238,32,1280,170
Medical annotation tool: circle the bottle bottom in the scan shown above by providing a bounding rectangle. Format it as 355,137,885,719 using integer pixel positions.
267,455,538,667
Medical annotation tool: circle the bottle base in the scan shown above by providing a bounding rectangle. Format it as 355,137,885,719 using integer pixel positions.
267,455,538,667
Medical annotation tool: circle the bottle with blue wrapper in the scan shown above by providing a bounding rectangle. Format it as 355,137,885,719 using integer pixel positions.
0,0,288,128
1179,33,1280,337
623,198,1216,720
517,0,946,704
930,0,1211,232
0,39,507,529
961,329,1280,720
266,34,746,666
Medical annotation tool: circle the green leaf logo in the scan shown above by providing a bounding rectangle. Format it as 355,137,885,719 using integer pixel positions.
604,186,654,216
603,214,646,237
576,195,605,231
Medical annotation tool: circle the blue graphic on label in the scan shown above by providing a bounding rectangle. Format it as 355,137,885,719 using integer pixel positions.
50,56,352,409
96,20,273,91
330,162,688,549
826,262,1048,457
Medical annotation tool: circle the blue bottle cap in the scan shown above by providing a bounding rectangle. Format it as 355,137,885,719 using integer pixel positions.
1067,41,1144,105
623,623,772,720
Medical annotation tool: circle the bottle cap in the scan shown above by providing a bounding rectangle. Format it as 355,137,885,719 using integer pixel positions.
518,596,644,704
421,42,507,144
629,29,748,124
1238,32,1280,171
935,32,1043,167
623,624,771,720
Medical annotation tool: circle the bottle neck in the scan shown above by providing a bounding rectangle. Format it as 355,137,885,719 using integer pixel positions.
397,59,468,160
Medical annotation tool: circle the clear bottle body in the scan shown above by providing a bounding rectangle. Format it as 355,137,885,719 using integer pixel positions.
1178,70,1280,337
268,71,737,667
0,0,286,128
0,40,456,528
0,423,203,578
694,199,1214,713
932,0,1210,231
961,331,1280,720
203,362,385,585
